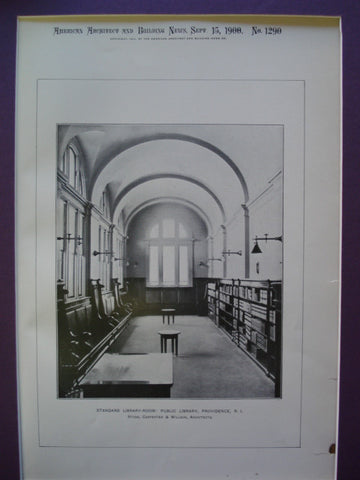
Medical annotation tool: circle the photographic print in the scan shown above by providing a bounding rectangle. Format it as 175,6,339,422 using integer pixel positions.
56,124,283,399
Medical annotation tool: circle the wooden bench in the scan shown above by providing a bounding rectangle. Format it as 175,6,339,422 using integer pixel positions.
58,280,132,397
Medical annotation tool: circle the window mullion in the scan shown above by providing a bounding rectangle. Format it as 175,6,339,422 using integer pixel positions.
175,244,180,286
159,243,163,286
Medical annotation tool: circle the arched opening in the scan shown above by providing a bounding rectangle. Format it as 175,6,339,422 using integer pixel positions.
125,203,209,312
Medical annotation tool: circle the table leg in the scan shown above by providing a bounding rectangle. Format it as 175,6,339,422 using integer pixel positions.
175,337,178,356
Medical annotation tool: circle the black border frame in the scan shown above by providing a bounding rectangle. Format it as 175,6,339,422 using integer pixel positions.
1,3,358,479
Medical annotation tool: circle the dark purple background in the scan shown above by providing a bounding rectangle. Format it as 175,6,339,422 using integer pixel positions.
1,2,358,479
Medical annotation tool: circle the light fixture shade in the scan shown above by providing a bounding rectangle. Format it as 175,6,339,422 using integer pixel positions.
199,261,209,268
251,242,262,254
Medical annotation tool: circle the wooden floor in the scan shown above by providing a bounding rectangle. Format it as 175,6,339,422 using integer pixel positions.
108,315,275,398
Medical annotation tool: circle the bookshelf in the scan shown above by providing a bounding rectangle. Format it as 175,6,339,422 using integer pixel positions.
207,281,218,324
207,279,282,396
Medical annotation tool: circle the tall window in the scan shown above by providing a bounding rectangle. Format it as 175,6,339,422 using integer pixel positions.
147,219,192,287
97,225,111,291
113,237,124,285
57,143,86,298
61,145,84,195
100,189,110,219
57,201,85,299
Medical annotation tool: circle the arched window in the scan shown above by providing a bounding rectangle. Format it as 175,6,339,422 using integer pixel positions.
57,143,86,299
61,145,84,195
147,219,192,287
100,189,110,219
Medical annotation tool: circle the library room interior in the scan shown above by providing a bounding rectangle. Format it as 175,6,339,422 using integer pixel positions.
57,124,283,399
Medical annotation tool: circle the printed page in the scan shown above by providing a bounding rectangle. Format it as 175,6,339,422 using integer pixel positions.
16,15,341,480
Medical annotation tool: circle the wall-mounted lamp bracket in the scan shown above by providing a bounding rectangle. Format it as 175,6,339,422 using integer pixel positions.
57,234,82,245
92,250,113,256
254,234,282,243
199,261,209,268
251,234,282,254
222,249,242,256
199,258,223,268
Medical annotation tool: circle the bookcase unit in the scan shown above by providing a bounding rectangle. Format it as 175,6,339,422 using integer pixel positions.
207,279,282,397
207,282,218,323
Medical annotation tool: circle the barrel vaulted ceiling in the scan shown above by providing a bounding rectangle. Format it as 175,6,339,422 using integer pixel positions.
58,124,283,235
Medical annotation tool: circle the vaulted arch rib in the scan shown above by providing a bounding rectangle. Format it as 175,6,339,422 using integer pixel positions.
90,133,249,203
112,174,226,226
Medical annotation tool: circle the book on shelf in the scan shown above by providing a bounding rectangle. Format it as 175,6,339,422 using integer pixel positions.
256,333,268,352
270,325,276,342
239,300,251,312
252,317,266,335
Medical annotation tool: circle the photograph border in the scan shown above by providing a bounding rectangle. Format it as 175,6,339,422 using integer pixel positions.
54,121,284,402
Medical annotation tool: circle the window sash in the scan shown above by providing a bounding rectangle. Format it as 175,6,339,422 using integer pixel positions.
179,245,190,286
147,241,192,288
148,245,160,286
162,245,176,285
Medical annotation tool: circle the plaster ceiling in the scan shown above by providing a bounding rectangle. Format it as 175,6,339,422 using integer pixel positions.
59,124,283,234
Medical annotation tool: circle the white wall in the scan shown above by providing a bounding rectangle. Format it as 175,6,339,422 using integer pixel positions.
210,172,282,281
247,173,282,280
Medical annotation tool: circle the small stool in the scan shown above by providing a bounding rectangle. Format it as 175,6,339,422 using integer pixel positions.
161,308,176,325
158,330,181,356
